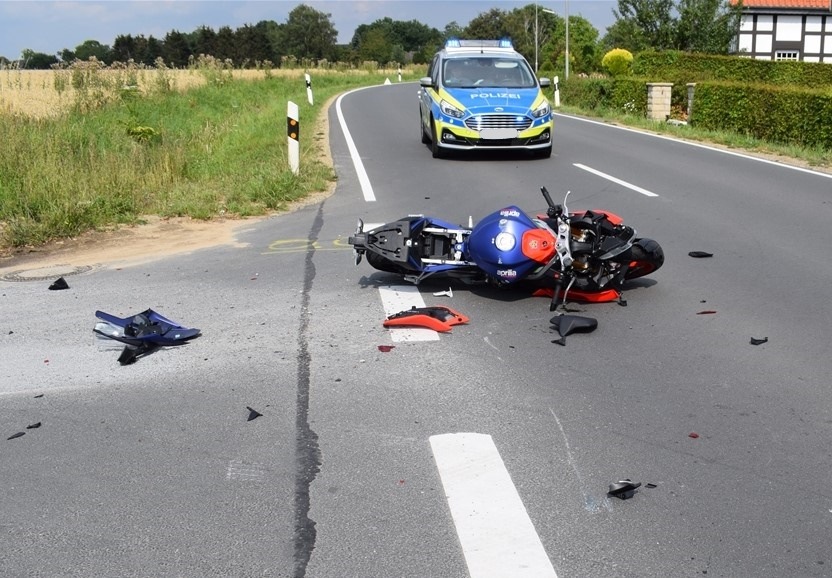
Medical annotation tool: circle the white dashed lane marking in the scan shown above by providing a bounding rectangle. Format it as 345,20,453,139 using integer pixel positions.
430,432,558,578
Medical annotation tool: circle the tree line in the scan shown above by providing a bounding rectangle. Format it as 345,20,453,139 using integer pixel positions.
1,1,742,74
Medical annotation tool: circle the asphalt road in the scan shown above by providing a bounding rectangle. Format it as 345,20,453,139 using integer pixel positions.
2,81,832,578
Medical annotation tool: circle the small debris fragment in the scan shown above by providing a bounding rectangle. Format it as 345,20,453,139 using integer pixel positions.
377,345,395,352
608,479,641,500
7,432,25,440
645,483,658,489
34,394,44,398
688,251,713,258
697,310,717,315
750,337,768,345
433,288,453,298
246,406,263,421
48,277,70,290
26,422,41,429
688,432,700,439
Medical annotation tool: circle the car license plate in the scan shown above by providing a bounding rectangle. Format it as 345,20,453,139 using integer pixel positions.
480,128,517,140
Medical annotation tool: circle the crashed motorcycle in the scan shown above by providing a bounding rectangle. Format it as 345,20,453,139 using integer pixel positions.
348,187,664,310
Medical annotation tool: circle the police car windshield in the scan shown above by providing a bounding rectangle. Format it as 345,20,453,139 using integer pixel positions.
442,57,537,89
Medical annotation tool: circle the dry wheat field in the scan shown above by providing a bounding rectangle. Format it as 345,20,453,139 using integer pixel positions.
0,67,302,118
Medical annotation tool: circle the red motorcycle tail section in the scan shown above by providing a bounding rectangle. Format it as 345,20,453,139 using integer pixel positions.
383,306,470,332
532,287,621,303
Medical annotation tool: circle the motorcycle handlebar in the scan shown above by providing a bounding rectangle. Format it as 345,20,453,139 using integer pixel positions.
540,186,562,219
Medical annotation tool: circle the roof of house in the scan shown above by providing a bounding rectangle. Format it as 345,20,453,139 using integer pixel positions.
730,0,831,9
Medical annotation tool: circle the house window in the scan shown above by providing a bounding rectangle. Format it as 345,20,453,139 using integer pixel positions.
775,50,799,60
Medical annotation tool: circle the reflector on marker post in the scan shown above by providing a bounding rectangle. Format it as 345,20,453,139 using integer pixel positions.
287,100,299,175
305,72,313,105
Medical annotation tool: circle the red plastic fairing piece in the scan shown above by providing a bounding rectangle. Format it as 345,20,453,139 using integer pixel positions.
521,228,557,263
532,287,621,303
383,306,470,332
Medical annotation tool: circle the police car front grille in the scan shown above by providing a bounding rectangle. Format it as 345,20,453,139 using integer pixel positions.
465,114,532,131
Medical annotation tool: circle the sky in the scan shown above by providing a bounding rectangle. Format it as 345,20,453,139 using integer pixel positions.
0,0,618,61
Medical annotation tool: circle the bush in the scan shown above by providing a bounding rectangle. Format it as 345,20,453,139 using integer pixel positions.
602,49,634,77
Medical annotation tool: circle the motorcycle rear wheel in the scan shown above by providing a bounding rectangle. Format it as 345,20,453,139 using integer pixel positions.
624,238,664,280
366,251,412,276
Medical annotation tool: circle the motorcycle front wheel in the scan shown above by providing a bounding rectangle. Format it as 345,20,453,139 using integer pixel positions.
624,238,665,280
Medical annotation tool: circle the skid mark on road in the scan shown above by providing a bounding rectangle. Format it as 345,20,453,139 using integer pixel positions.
550,407,613,513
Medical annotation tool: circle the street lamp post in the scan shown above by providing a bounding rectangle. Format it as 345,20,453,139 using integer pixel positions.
565,0,569,80
534,0,569,79
542,3,568,80
534,3,539,73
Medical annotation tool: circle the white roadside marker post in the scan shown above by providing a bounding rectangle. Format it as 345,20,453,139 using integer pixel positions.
287,101,299,175
305,73,313,105
554,75,561,108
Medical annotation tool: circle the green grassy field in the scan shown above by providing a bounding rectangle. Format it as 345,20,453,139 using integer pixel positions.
0,67,420,251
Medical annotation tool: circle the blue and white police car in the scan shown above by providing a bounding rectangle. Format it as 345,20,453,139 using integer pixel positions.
418,39,553,159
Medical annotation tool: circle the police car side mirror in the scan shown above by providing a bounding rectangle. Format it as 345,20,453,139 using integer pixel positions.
419,76,433,88
539,77,551,88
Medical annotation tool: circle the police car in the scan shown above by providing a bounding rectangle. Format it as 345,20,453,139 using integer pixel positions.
418,39,553,159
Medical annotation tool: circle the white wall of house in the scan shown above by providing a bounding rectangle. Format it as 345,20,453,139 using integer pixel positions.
736,11,832,62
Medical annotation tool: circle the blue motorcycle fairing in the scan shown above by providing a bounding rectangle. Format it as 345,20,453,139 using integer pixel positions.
466,205,542,283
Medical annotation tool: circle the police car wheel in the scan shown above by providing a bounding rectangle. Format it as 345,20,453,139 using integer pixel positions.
537,145,552,159
420,111,430,144
430,117,445,159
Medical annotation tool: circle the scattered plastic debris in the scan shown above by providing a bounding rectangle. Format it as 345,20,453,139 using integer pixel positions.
26,422,41,429
697,310,717,315
48,277,69,290
7,432,25,440
750,337,768,345
645,483,658,489
377,345,395,352
433,288,453,298
688,432,700,439
246,406,263,421
550,314,598,346
384,306,469,332
688,251,713,258
608,479,641,500
94,309,200,364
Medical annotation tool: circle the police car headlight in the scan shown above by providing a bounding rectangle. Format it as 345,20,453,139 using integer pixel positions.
532,101,551,118
440,100,465,119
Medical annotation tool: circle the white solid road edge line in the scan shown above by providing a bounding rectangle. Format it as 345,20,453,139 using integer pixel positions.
430,432,558,578
574,163,660,197
336,86,377,202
